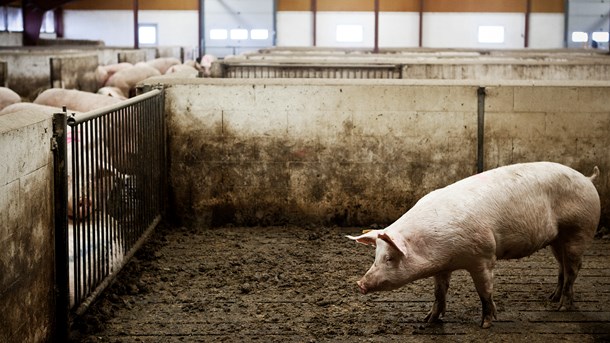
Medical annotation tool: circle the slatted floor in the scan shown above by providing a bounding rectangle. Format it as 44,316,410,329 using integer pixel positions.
75,225,610,342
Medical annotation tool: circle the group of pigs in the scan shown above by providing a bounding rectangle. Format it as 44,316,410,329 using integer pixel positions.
95,55,216,99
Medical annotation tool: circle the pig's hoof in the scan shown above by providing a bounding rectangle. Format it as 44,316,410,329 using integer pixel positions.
481,320,493,329
558,303,576,311
424,311,443,323
549,289,562,302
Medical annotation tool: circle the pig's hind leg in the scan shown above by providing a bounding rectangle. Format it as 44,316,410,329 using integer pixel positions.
549,241,565,303
550,226,594,311
424,272,452,323
469,260,497,329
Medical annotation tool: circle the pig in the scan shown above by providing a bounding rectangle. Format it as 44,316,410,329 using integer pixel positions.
144,57,181,74
347,162,600,329
199,54,217,77
97,86,127,100
164,64,199,77
0,87,21,110
95,62,134,88
105,64,161,98
34,88,122,112
0,102,64,116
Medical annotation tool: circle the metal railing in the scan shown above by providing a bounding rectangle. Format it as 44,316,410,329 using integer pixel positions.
53,88,165,338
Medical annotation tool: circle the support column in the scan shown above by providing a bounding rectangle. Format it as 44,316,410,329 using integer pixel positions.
22,2,45,46
311,0,317,46
133,0,139,49
419,0,425,47
373,0,379,53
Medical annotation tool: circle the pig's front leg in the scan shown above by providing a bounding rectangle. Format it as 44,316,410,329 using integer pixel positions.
469,262,497,329
424,272,452,323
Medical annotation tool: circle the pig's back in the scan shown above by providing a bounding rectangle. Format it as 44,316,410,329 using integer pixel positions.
409,162,600,260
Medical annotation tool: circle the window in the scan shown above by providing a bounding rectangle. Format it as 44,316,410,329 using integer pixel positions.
40,10,54,33
230,28,248,40
478,26,504,44
250,29,269,40
336,24,363,43
0,6,23,32
592,31,609,43
138,23,158,45
210,29,228,40
571,31,588,43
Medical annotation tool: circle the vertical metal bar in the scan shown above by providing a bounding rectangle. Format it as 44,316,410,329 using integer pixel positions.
524,0,531,48
311,0,317,46
133,0,139,49
419,0,424,47
199,0,205,57
373,0,379,53
84,120,93,296
53,111,69,343
74,124,83,304
272,0,277,46
477,87,486,173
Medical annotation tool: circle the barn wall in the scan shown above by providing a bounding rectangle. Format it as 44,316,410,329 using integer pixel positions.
275,11,565,49
60,6,564,53
63,10,198,48
150,78,610,228
0,110,54,343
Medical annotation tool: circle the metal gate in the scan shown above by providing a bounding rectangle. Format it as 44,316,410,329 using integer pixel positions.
53,88,165,339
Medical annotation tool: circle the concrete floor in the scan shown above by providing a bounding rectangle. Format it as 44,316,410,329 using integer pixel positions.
75,225,610,342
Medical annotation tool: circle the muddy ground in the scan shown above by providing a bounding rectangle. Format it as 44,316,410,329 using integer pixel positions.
73,224,610,342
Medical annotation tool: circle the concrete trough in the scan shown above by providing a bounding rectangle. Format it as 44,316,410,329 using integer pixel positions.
215,48,610,81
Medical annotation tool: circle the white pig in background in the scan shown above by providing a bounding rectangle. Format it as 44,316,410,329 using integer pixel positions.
348,162,600,329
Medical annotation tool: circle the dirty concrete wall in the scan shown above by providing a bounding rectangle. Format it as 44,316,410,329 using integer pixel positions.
0,110,55,342
155,78,478,227
0,51,54,100
484,82,610,227
50,54,99,92
150,78,610,228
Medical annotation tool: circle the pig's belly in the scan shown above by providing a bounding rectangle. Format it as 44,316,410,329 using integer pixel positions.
494,224,557,260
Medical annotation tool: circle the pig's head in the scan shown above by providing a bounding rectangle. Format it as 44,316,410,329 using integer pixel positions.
347,230,416,295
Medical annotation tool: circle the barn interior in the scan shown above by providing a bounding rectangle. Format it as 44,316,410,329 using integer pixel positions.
1,0,610,342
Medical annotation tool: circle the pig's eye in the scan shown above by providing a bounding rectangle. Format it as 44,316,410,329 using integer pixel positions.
384,255,392,263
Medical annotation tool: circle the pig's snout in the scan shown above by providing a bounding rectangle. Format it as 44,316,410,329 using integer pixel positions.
357,280,368,295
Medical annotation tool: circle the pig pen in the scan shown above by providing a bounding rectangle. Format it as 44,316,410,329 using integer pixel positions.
74,224,610,342
72,76,610,340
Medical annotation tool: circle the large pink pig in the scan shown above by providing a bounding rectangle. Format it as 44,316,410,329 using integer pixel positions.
348,162,600,329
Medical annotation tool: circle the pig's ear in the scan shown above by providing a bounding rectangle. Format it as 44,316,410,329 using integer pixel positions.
346,229,380,247
378,232,408,256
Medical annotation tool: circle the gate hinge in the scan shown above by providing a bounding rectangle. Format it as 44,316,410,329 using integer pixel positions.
51,136,58,151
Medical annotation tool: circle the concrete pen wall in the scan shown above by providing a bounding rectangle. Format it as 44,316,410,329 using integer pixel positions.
146,77,610,228
0,109,55,343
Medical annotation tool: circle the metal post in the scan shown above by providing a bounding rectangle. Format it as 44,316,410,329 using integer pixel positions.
524,0,531,48
311,0,317,46
53,111,69,342
199,0,206,57
133,0,139,49
419,0,424,47
22,1,44,46
272,0,277,47
477,87,486,173
373,0,379,53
